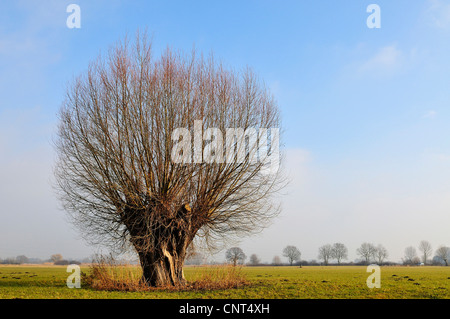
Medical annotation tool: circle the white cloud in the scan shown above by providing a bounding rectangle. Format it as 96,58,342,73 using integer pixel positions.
427,0,450,30
423,110,437,118
358,45,403,74
427,152,450,161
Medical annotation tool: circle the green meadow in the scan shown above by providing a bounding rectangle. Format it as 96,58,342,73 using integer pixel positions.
0,265,449,299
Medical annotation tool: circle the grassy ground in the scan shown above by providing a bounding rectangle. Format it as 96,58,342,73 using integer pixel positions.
0,265,449,299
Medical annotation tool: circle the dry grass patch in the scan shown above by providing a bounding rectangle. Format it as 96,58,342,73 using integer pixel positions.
187,265,250,290
82,256,249,292
82,261,144,291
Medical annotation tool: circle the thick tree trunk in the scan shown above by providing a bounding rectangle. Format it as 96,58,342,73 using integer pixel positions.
138,247,186,287
125,203,194,287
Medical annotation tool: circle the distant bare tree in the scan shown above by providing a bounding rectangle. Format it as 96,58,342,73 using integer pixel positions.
356,243,376,265
435,246,450,266
225,247,246,266
418,240,432,265
50,254,63,263
318,244,333,265
272,256,282,265
16,255,29,264
374,244,388,265
283,246,301,266
54,32,284,287
331,243,348,265
249,254,260,266
403,246,418,265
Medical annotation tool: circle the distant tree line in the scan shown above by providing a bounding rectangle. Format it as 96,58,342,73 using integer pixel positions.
402,241,450,266
0,254,87,265
222,240,450,267
4,240,449,267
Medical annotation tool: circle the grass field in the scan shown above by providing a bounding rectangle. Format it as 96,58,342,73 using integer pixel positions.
0,265,449,299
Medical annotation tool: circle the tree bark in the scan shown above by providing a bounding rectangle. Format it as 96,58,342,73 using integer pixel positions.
138,247,186,287
128,204,193,287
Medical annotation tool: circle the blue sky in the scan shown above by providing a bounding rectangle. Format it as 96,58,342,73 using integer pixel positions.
1,0,450,263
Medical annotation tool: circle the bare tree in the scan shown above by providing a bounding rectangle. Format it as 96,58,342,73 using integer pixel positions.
249,254,260,266
331,243,347,265
318,244,333,265
403,246,418,265
283,246,301,266
356,243,376,265
272,256,282,265
225,247,246,266
418,240,432,265
50,254,63,263
16,255,29,264
435,246,450,266
374,244,388,265
54,33,284,287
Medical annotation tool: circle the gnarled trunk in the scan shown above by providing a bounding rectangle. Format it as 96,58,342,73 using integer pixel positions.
138,245,187,287
126,203,194,287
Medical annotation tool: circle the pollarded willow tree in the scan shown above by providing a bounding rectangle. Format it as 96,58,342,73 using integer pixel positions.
54,33,285,287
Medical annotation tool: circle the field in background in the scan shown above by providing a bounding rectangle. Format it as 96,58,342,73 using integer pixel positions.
0,265,449,299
